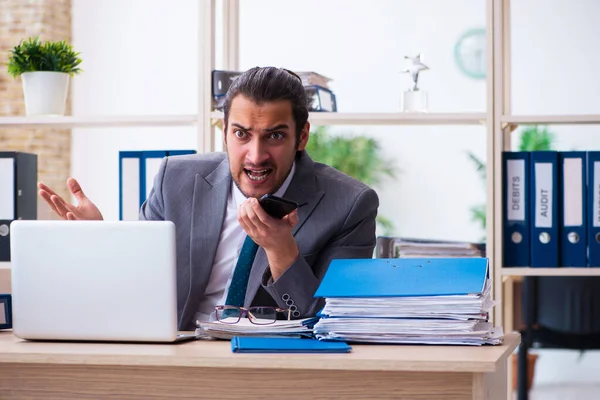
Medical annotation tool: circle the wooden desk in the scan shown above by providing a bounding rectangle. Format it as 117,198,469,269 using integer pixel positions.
0,332,519,400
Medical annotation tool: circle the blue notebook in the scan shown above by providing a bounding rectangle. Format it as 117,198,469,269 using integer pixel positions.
314,258,488,298
230,336,351,353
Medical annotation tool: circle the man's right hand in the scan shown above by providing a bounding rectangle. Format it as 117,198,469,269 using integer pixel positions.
38,178,104,220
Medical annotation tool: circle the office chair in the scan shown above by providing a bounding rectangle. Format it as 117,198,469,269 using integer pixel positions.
517,276,600,400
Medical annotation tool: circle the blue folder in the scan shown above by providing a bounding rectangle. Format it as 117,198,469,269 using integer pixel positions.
314,258,488,298
230,336,351,353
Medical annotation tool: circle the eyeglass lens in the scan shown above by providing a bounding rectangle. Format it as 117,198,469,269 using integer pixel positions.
216,306,278,324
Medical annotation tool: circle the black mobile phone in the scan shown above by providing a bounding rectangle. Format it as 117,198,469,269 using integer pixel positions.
259,194,298,219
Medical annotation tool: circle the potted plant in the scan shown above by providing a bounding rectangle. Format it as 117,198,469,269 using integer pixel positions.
7,37,82,116
305,126,399,234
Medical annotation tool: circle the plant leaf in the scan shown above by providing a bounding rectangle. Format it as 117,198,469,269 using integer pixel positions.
6,36,83,77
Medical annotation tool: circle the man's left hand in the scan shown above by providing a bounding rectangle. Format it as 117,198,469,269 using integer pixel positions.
238,197,299,280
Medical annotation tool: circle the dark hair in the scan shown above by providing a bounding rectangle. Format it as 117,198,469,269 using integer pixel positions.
223,67,309,143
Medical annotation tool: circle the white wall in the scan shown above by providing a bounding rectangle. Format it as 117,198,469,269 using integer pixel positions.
70,0,600,385
71,0,200,220
238,0,488,241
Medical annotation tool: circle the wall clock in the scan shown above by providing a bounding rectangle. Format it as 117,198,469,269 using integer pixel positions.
454,28,486,79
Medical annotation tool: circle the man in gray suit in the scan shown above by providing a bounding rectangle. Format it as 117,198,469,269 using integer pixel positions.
38,67,379,330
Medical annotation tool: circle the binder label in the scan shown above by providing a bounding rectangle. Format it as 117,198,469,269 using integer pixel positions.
563,158,583,227
121,157,141,221
144,158,163,198
506,159,525,221
0,158,15,220
594,162,600,227
535,163,553,228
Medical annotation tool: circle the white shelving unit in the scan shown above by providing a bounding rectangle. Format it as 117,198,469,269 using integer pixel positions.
502,114,600,125
491,0,600,343
0,115,198,129
501,268,600,277
210,111,487,126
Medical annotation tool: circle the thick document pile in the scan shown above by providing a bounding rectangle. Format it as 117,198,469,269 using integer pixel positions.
196,317,317,340
376,237,485,258
313,258,503,346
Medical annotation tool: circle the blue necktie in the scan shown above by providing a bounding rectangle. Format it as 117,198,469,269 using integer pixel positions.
225,235,259,307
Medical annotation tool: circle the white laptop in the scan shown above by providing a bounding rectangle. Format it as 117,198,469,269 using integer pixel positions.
9,220,194,343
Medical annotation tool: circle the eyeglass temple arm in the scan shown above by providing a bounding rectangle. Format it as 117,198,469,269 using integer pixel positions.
274,307,292,320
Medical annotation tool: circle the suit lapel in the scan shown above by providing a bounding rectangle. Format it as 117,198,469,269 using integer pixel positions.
181,157,231,325
244,152,325,306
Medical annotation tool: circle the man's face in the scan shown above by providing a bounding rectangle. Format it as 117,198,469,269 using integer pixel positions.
225,95,309,199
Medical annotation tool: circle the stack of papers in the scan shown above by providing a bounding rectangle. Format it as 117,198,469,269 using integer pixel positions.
196,317,317,340
376,237,485,258
312,258,503,346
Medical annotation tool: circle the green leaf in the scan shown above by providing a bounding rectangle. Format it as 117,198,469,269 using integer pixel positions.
306,126,399,233
518,125,554,151
466,151,486,184
6,36,83,77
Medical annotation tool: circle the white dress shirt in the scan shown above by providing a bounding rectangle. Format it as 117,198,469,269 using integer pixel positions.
194,162,296,323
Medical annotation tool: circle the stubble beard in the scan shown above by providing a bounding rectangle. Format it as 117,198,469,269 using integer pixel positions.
232,161,294,199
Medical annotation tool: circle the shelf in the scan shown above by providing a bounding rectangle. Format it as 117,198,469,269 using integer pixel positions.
502,114,600,125
210,111,486,126
502,267,600,276
0,115,198,129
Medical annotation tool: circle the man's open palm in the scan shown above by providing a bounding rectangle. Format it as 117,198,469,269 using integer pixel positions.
38,178,103,220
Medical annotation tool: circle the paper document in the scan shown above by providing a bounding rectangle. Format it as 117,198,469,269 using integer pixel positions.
313,257,503,346
196,317,317,340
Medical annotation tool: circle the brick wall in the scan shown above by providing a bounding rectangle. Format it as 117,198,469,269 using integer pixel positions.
0,0,72,220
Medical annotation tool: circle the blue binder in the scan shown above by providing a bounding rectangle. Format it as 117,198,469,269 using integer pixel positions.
587,151,600,267
529,151,559,268
230,336,351,353
167,150,197,156
314,258,488,298
559,151,587,267
502,152,531,267
0,294,11,330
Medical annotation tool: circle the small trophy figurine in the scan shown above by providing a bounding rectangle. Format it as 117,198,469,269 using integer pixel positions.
401,53,429,112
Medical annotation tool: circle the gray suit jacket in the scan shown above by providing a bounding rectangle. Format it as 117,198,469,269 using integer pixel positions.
140,150,379,330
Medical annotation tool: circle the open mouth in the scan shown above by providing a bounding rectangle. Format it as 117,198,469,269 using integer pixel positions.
244,168,273,182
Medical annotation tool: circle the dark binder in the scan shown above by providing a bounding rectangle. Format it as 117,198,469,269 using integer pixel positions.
212,70,242,110
529,151,559,268
502,151,531,267
587,151,600,266
305,85,337,112
559,151,587,267
0,294,12,330
0,152,37,262
230,336,351,353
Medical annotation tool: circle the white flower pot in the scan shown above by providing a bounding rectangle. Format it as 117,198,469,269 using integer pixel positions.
21,71,70,116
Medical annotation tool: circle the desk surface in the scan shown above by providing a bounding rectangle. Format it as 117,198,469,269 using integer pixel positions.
0,332,519,373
